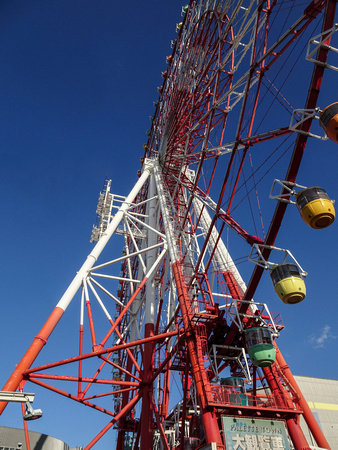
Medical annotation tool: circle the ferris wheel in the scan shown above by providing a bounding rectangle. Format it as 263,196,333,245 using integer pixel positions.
1,1,337,449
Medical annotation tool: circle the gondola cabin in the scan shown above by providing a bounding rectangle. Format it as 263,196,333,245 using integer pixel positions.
319,102,338,143
221,377,248,405
295,186,335,229
270,263,306,304
243,327,276,367
221,377,246,392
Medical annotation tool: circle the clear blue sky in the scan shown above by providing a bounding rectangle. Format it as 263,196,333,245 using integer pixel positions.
0,1,337,449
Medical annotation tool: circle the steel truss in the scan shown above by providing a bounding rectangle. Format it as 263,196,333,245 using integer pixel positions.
1,0,337,449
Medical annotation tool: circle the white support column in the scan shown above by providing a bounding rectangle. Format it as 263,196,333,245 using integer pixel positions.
144,172,157,326
129,238,145,343
153,162,179,264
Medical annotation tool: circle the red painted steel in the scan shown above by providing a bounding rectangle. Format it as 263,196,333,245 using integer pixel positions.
21,401,31,450
140,323,155,449
0,306,64,413
172,261,225,449
222,255,331,450
84,394,140,450
1,1,336,448
275,344,331,449
286,418,312,450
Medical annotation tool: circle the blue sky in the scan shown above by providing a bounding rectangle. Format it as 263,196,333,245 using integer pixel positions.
0,1,337,449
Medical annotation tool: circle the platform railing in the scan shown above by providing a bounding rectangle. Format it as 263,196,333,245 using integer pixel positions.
210,385,299,411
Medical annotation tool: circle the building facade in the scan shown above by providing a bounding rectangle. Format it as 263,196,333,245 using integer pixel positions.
294,375,338,449
0,426,73,450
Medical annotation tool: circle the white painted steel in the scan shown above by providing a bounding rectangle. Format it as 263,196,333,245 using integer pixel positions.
0,392,35,403
124,217,147,273
89,277,124,307
145,172,157,326
86,279,113,321
91,273,141,284
129,259,144,342
125,211,166,239
56,165,152,312
90,242,164,272
192,196,247,296
80,285,85,326
153,162,179,264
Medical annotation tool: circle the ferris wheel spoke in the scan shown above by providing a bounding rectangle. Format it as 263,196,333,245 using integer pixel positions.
243,0,337,304
180,125,292,165
164,170,264,247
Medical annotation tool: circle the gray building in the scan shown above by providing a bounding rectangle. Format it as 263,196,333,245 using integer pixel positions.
0,426,79,450
294,375,338,450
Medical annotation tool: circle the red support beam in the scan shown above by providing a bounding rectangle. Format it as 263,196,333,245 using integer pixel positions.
0,306,64,414
140,323,155,450
275,344,331,449
172,261,225,449
83,393,140,450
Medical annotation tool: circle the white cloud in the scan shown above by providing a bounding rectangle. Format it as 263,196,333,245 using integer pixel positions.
309,325,336,348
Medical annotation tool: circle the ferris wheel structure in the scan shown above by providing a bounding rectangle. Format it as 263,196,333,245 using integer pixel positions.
1,0,338,449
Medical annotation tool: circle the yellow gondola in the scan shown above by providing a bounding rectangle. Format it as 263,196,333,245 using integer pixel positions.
296,186,335,229
270,263,306,304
